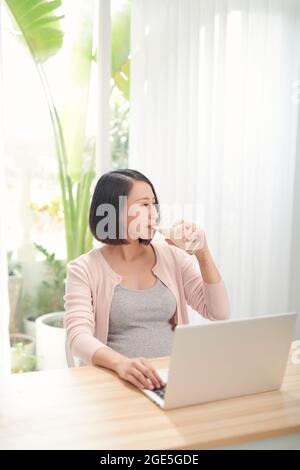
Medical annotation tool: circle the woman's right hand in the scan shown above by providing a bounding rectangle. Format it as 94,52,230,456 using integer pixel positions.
115,356,165,391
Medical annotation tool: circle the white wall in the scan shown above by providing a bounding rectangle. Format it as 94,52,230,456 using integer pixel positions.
289,97,300,339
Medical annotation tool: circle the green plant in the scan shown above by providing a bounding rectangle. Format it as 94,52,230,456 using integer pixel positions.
35,242,66,316
34,243,66,314
20,243,66,320
110,1,130,168
4,0,132,261
112,0,131,100
34,242,66,282
4,0,95,261
11,342,37,373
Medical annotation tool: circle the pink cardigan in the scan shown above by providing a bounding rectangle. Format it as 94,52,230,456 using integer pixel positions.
63,240,230,366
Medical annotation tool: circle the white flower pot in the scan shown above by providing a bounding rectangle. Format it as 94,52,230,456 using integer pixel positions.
36,312,67,370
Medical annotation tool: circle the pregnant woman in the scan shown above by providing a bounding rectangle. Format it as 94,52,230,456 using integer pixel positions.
64,169,230,391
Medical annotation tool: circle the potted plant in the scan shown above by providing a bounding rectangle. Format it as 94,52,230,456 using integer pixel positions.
20,243,67,369
10,333,36,373
31,244,67,369
4,0,131,370
22,243,66,333
3,0,131,263
3,0,95,370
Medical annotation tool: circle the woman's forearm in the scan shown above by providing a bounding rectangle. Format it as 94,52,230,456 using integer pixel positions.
92,345,126,371
194,246,222,284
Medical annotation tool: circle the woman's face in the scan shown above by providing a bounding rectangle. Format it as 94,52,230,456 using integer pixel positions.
123,180,159,242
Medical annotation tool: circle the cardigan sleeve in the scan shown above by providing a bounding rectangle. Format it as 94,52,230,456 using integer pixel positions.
175,246,230,321
63,260,109,365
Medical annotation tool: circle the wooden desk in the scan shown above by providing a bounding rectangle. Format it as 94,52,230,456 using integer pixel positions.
1,342,300,450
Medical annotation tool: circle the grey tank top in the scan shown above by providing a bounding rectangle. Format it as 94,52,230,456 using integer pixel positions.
106,277,177,358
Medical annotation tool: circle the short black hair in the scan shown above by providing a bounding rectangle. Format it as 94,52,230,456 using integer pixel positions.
89,169,160,245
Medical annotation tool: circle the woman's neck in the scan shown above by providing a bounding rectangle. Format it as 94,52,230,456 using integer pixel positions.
110,239,149,263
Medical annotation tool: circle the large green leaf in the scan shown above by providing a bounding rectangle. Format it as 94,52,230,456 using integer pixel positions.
4,0,64,63
112,1,130,99
61,1,94,182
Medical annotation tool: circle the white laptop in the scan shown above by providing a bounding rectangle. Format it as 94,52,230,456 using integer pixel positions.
142,312,297,410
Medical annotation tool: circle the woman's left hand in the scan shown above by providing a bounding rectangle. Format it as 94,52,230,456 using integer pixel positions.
164,219,208,255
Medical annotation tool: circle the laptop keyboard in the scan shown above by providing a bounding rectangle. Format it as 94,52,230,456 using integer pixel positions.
152,384,166,399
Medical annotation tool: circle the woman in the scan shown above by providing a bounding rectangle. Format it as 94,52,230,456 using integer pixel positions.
63,169,230,392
